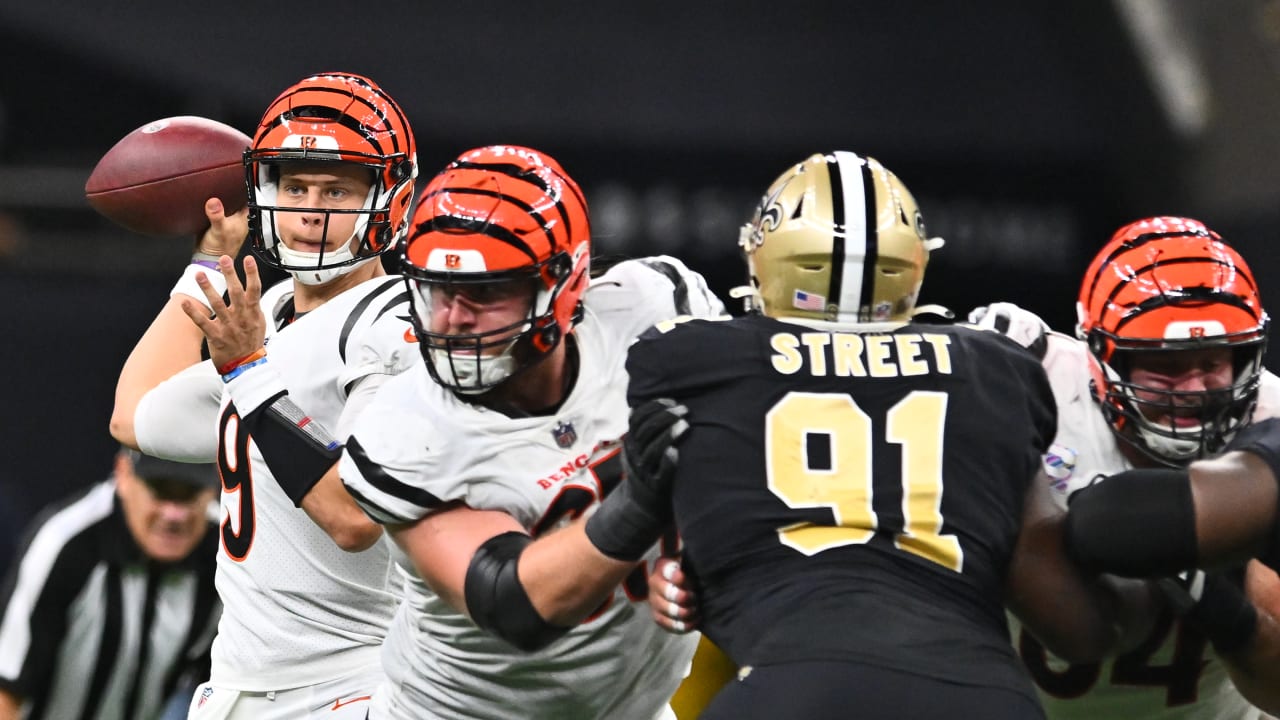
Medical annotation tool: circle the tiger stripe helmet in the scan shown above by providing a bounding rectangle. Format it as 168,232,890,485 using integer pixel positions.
403,145,591,394
737,151,941,324
246,71,417,285
1076,216,1269,463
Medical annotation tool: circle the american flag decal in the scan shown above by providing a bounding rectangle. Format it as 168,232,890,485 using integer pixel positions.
793,290,825,311
552,421,577,448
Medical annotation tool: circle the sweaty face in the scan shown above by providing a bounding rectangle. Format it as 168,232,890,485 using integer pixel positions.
275,163,376,255
117,467,215,564
1125,347,1235,428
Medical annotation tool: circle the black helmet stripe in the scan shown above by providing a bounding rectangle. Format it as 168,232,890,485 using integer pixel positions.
825,154,846,315
856,157,878,319
1083,228,1213,311
419,185,558,254
451,160,579,248
415,214,538,263
824,151,875,320
1105,256,1262,332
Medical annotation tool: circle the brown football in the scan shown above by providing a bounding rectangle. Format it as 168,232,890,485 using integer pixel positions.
85,116,251,238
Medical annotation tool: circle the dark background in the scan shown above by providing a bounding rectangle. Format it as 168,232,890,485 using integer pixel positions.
2,0,1279,570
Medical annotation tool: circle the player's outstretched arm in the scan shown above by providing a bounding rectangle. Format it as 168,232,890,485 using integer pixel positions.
388,399,689,652
1066,421,1280,576
110,198,246,449
389,504,637,652
1005,468,1161,662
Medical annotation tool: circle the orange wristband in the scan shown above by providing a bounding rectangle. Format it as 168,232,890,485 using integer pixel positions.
216,348,267,376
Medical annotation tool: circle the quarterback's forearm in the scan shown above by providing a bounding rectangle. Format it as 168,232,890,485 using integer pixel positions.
306,464,383,552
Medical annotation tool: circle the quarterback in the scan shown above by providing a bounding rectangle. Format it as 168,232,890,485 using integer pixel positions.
111,72,418,719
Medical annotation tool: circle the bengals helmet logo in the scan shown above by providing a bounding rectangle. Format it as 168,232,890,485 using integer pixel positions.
445,253,461,269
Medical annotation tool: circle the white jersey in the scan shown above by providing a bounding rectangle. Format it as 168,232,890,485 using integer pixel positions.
1010,331,1280,720
140,274,418,692
340,257,722,720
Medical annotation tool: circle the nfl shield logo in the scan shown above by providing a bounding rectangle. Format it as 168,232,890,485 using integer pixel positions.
552,421,577,448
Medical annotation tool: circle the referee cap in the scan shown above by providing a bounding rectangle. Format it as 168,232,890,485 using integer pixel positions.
125,449,219,490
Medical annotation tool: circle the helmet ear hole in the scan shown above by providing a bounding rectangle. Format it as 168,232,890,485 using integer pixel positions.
549,254,571,280
391,158,414,182
537,323,561,353
1087,331,1108,361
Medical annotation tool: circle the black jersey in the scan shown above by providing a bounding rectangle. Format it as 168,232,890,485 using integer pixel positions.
627,314,1056,698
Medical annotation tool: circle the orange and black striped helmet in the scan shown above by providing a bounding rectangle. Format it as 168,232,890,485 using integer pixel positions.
245,71,417,284
402,145,590,394
1076,216,1268,463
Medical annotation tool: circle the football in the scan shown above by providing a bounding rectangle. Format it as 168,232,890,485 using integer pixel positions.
85,116,252,238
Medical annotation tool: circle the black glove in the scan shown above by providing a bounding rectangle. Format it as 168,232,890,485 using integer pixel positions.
1156,569,1257,653
585,398,690,561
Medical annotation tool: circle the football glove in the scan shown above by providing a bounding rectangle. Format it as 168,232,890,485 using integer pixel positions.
585,398,690,561
967,302,1049,359
1156,569,1257,653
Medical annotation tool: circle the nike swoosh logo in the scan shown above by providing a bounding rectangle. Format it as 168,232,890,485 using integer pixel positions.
403,326,418,343
331,695,372,711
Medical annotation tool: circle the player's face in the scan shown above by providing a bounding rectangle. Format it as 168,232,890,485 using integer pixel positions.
1126,347,1234,427
274,163,374,254
426,278,536,350
117,469,215,564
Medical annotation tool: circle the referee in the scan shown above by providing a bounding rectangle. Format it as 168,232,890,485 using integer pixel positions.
0,448,220,720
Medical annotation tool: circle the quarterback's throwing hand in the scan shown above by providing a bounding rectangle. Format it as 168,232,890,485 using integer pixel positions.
181,254,267,372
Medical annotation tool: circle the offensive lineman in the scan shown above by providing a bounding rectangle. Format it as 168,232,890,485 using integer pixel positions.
338,145,720,719
981,217,1280,718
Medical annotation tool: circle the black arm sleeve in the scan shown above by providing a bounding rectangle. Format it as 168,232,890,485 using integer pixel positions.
1065,467,1199,577
240,393,342,507
463,532,572,652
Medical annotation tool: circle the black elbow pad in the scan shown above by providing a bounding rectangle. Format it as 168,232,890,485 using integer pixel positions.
1065,468,1198,577
464,532,573,652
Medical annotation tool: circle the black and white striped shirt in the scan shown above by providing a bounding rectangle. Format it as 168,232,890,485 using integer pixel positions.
0,479,220,720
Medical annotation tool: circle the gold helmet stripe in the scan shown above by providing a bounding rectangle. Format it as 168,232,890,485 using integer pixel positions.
830,151,873,319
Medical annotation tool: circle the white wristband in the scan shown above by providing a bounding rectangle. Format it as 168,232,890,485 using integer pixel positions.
225,360,287,416
170,263,229,309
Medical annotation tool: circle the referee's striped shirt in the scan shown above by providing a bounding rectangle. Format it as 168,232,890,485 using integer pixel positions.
0,479,220,720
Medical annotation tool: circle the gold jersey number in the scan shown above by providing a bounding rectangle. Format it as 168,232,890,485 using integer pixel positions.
767,390,963,572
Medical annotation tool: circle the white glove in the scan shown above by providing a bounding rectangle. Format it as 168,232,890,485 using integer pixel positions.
966,302,1049,358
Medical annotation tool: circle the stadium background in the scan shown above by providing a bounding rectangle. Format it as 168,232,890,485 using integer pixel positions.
0,0,1278,570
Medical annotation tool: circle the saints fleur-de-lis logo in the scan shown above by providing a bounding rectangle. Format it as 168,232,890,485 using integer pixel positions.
738,177,792,252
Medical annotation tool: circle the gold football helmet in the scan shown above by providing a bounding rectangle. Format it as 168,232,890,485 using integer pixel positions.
737,151,942,323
